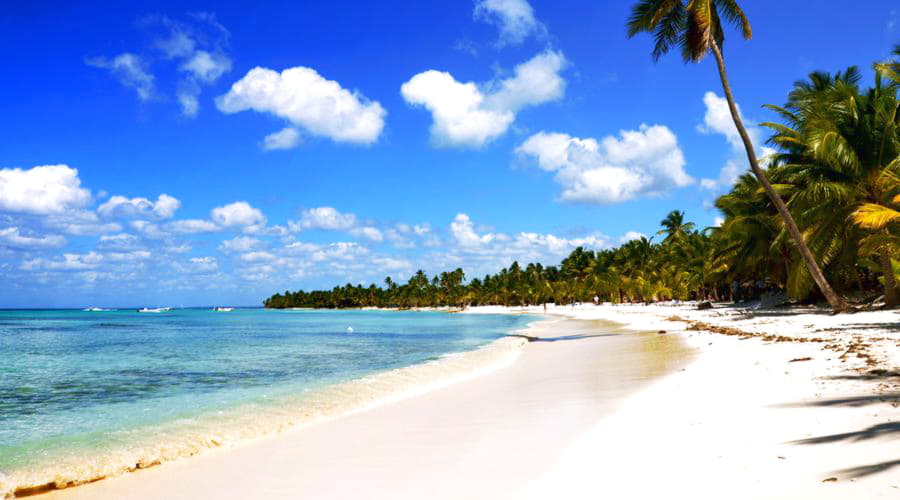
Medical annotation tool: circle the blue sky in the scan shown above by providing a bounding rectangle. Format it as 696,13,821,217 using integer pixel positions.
0,1,896,307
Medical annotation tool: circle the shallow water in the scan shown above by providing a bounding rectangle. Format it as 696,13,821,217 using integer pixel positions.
0,308,533,494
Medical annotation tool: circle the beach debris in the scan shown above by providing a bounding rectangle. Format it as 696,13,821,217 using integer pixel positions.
822,477,838,483
789,357,813,363
696,301,713,310
658,330,667,334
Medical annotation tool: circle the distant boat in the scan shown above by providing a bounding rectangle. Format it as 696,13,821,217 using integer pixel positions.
213,307,234,312
83,307,108,312
138,307,171,313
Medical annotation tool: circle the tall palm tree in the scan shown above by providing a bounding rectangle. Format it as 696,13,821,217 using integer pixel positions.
626,0,848,311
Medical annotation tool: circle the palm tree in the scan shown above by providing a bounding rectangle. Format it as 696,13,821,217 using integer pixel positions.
658,210,696,242
764,67,899,305
626,0,849,311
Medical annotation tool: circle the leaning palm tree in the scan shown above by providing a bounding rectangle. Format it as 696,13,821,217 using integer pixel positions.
626,0,849,311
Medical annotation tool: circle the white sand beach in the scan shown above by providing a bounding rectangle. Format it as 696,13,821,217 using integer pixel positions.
40,304,899,499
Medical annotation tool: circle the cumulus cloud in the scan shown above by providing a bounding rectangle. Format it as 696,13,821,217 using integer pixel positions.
262,127,302,151
698,91,776,191
21,252,104,271
98,194,181,219
474,0,546,46
0,165,92,214
618,231,647,243
217,66,386,144
451,213,501,247
86,53,156,100
293,206,358,231
219,236,263,253
401,50,566,148
0,227,66,249
211,201,266,227
45,211,122,236
516,125,693,204
187,256,218,272
98,233,141,251
166,219,220,234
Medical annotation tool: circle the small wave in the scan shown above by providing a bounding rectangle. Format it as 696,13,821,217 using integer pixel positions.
0,332,534,498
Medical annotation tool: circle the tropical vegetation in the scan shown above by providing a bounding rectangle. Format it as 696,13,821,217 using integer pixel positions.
265,39,900,311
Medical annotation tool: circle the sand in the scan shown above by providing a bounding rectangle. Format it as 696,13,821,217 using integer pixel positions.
38,303,900,499
41,316,687,499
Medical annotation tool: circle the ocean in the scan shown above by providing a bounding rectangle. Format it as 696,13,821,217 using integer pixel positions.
0,308,534,496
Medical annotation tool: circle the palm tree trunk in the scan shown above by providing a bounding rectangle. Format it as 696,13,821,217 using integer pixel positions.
879,250,899,306
709,40,849,313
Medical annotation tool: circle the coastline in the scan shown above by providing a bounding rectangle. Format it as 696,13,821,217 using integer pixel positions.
37,313,688,499
17,303,900,499
1,313,535,499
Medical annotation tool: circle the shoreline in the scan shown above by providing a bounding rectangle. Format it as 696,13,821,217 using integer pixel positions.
1,313,538,499
36,314,689,499
14,303,900,499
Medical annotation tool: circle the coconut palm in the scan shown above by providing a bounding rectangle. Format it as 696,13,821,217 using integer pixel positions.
658,210,696,243
626,0,848,311
764,66,899,305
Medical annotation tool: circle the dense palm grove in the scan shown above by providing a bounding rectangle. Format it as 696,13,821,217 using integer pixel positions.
265,48,900,311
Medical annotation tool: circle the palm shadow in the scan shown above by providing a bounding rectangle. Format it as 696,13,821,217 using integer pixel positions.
835,459,900,479
790,422,900,445
775,393,900,408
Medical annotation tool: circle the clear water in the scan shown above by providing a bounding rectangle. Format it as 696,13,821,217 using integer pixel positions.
0,308,533,493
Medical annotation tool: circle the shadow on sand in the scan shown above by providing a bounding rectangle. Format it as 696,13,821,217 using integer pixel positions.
504,333,622,343
775,393,900,408
790,422,900,445
835,459,900,479
784,393,900,480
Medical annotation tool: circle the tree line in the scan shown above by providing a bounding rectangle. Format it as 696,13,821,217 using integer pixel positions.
266,1,898,311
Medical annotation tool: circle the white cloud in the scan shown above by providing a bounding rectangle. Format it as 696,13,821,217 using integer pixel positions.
0,227,66,249
166,219,220,234
188,256,218,272
21,252,103,271
217,66,386,144
86,53,155,100
401,50,566,148
98,233,141,251
698,91,776,191
45,210,121,236
0,165,92,214
474,0,546,46
451,213,500,246
211,201,266,227
180,50,231,83
177,90,200,117
293,206,358,231
516,125,693,204
618,231,646,244
105,250,152,262
350,226,384,242
219,236,263,253
98,194,181,219
262,127,302,151
239,251,277,262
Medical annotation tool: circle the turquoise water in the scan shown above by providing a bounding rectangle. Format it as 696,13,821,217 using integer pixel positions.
0,308,533,493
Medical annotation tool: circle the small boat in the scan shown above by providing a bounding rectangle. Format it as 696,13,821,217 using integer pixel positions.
83,307,108,312
138,307,171,313
213,307,234,312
